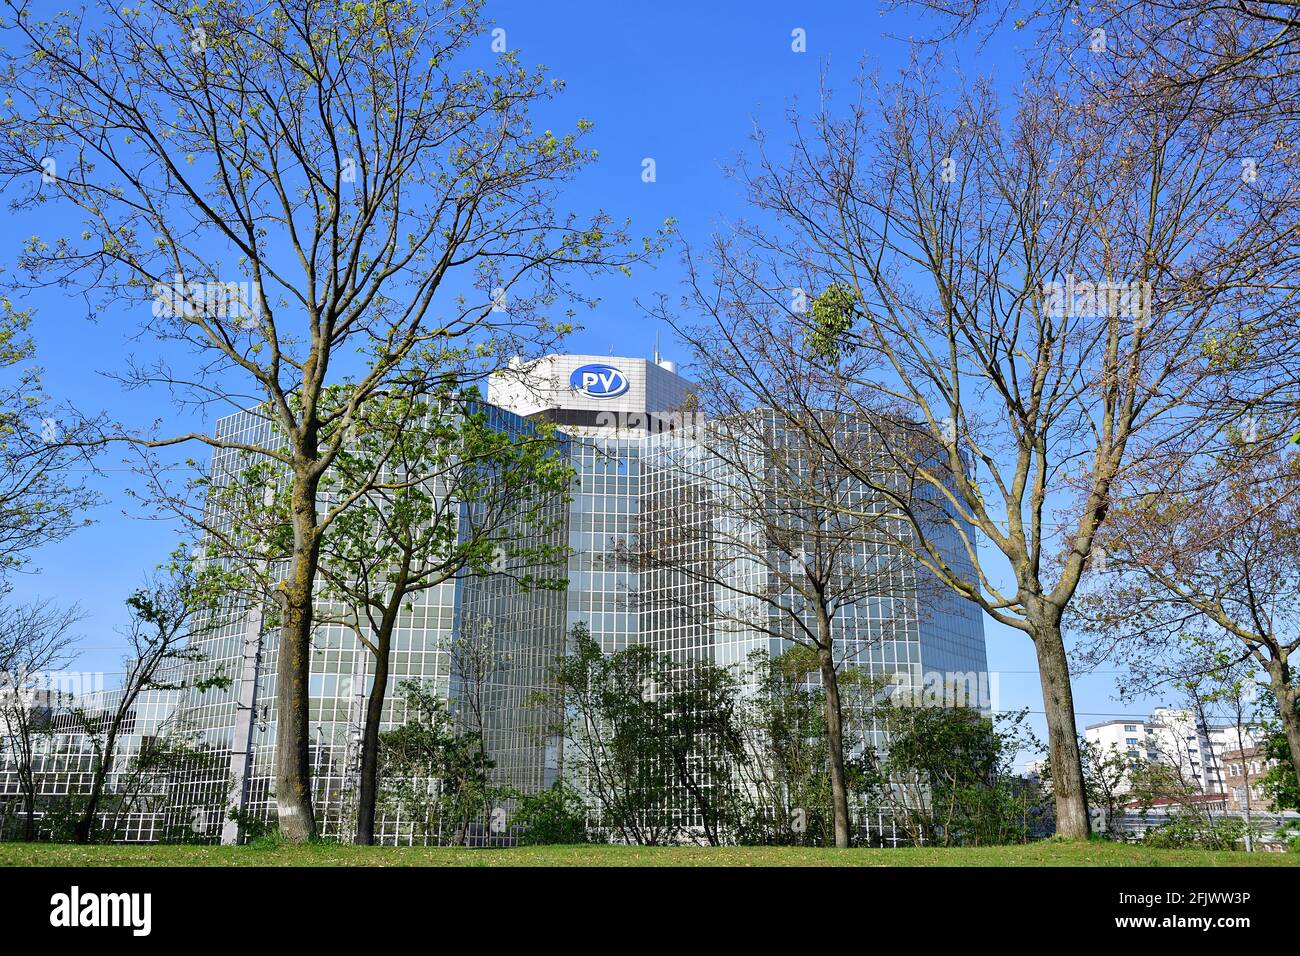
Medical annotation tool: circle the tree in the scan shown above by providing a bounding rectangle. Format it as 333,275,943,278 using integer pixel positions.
377,678,495,846
731,647,877,846
544,624,676,845
872,703,1039,847
70,552,229,843
94,723,230,844
894,0,1300,446
509,780,589,845
1124,755,1253,850
891,0,1300,130
315,386,571,844
1077,447,1300,795
447,613,509,773
626,412,924,848
655,653,749,846
662,56,1298,837
543,623,750,846
0,0,657,841
0,297,97,586
1259,693,1300,812
1080,739,1137,839
0,598,80,840
1198,664,1263,850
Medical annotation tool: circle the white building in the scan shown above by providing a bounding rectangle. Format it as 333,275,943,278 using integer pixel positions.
1084,719,1153,761
488,353,693,433
1147,707,1219,794
1086,709,1233,796
1083,719,1153,794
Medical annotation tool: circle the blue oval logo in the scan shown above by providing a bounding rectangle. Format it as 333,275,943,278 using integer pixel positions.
569,363,629,398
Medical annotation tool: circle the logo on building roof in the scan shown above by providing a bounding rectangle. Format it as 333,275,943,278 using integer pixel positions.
569,363,629,398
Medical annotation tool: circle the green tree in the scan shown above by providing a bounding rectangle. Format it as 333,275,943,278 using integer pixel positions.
1259,687,1300,812
510,781,589,846
377,679,496,846
544,624,750,846
313,384,571,845
0,0,657,841
872,703,1039,847
657,655,749,846
545,625,677,845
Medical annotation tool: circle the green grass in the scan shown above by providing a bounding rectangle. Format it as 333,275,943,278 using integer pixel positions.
1,839,1296,867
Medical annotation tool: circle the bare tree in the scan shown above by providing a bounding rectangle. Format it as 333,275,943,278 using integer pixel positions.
449,614,509,757
888,0,1300,127
0,598,80,840
0,297,98,587
1076,444,1300,796
70,554,228,843
0,0,655,840
660,57,1298,837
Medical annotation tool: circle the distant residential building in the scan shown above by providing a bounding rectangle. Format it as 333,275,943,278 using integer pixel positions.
1085,719,1153,763
1085,709,1230,796
1083,718,1154,795
1146,708,1220,795
1221,744,1279,813
1206,723,1261,797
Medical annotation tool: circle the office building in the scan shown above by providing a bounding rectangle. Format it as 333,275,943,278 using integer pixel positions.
2,353,989,844
1086,709,1254,797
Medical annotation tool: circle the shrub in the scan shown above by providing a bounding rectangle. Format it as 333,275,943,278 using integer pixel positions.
511,783,590,845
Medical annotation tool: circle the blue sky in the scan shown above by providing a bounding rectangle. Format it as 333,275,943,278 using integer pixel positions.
4,0,1176,758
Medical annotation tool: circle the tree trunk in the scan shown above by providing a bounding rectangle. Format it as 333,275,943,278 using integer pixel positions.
816,612,852,849
355,622,394,846
1233,717,1253,852
1267,660,1300,790
22,787,35,842
275,473,323,843
675,751,720,846
74,732,116,844
1031,615,1090,839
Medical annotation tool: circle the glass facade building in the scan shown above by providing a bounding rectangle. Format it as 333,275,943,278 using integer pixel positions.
174,400,567,844
492,355,987,697
2,354,988,844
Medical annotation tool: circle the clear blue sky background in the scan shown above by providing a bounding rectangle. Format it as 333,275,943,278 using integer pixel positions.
4,0,1175,761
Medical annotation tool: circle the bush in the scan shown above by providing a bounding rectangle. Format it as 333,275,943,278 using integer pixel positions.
38,796,92,843
227,806,273,844
511,783,590,845
1276,819,1300,853
1142,813,1257,851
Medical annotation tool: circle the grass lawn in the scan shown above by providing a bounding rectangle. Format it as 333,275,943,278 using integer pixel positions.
0,840,1296,867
